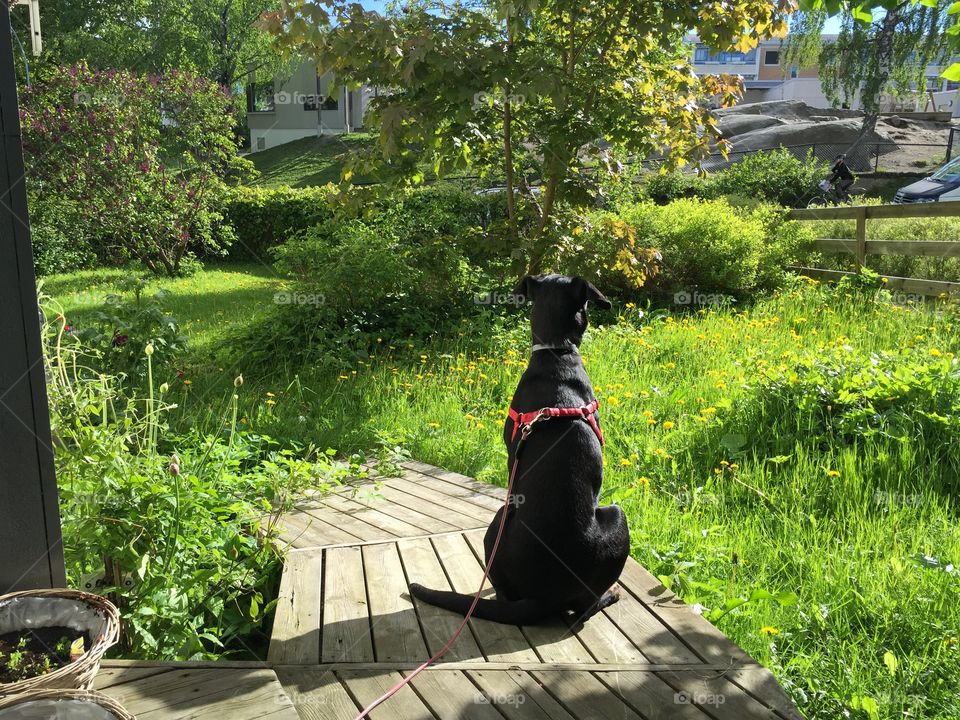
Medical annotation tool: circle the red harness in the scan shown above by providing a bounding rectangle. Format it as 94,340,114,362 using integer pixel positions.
507,399,604,445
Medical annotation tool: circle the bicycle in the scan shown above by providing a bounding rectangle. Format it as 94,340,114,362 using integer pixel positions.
806,178,864,207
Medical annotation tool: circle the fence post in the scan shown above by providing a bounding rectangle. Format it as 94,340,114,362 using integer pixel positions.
855,206,867,269
947,127,955,164
874,144,879,173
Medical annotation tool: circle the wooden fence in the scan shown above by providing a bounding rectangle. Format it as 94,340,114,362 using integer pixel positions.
786,201,960,297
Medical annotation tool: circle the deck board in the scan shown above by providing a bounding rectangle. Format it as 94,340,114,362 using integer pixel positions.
96,460,801,720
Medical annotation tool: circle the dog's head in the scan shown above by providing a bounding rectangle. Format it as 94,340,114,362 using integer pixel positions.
513,274,611,347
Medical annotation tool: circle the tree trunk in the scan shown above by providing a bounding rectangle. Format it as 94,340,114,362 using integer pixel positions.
502,94,519,246
847,7,900,156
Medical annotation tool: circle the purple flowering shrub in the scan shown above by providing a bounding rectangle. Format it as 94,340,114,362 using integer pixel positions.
21,64,251,275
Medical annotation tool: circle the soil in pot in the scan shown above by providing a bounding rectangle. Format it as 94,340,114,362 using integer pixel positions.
0,627,89,684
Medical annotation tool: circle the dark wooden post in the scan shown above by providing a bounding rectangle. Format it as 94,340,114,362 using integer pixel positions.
0,3,66,592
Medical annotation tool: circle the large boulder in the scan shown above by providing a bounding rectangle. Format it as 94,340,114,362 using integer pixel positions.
729,118,887,152
716,114,785,138
714,99,863,121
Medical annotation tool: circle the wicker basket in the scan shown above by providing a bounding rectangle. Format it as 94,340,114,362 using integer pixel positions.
0,688,134,719
0,589,119,694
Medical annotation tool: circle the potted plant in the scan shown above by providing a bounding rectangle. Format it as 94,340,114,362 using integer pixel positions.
0,590,119,695
0,689,133,719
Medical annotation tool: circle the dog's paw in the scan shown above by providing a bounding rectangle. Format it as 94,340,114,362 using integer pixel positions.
600,584,621,609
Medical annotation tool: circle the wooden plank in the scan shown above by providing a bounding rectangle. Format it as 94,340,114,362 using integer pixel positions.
408,668,505,720
855,205,867,266
405,462,508,500
788,266,960,297
601,566,701,665
403,472,505,514
866,239,960,257
362,542,430,662
136,671,300,720
316,493,427,538
93,665,175,691
618,560,753,666
596,670,714,720
528,669,643,720
300,503,397,543
657,669,779,719
322,546,375,663
466,669,577,720
338,669,436,719
276,661,758,672
352,483,465,533
812,238,856,254
269,550,323,665
275,666,361,720
333,488,459,535
381,477,493,524
722,666,805,720
789,200,960,221
461,530,593,663
398,536,486,662
430,532,539,662
279,510,363,546
102,668,289,718
564,606,648,665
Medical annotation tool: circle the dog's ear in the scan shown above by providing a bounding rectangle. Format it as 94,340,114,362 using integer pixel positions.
580,278,612,310
512,275,540,304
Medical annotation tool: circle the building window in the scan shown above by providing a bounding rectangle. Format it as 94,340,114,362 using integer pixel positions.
694,47,756,64
947,80,960,91
927,76,943,92
694,47,709,63
764,50,780,65
790,65,798,79
246,82,275,112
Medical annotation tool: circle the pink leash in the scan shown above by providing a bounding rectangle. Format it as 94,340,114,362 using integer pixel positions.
351,428,529,719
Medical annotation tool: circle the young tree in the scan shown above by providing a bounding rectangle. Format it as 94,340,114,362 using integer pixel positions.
786,1,956,149
267,0,794,272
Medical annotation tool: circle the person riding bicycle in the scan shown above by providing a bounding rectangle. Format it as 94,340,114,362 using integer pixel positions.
829,154,854,201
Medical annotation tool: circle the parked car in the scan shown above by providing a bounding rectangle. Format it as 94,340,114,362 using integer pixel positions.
893,156,960,204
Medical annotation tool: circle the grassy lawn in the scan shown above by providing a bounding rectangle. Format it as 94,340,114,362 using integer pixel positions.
245,133,377,188
46,263,960,720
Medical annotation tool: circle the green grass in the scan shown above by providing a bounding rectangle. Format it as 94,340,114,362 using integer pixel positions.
46,264,960,720
246,133,377,188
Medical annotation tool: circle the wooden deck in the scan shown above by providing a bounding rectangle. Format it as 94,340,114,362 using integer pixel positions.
97,461,804,719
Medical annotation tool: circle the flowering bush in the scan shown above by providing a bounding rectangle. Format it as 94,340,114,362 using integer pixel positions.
21,64,250,275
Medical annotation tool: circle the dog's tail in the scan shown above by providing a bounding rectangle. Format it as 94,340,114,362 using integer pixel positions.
409,583,549,625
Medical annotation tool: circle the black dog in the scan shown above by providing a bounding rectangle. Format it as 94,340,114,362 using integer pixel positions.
409,274,630,625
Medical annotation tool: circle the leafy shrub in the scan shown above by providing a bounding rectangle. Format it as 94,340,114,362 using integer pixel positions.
20,64,248,275
29,194,98,276
73,277,185,384
222,185,336,259
44,295,362,659
707,149,828,208
748,204,817,290
619,198,766,296
639,171,707,205
555,213,662,296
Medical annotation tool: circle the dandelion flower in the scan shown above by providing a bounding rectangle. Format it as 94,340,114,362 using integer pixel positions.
759,626,779,636
663,421,675,430
826,469,840,477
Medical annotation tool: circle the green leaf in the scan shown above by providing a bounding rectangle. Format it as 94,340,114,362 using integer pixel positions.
943,63,960,82
851,4,874,22
949,1,960,13
883,651,898,676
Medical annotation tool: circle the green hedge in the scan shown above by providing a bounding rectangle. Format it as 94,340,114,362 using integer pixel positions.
222,185,337,259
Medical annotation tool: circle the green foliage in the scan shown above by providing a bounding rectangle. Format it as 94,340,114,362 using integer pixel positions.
222,185,336,259
20,64,248,275
44,294,363,659
29,194,98,276
72,277,186,384
619,198,767,296
269,0,792,269
707,149,829,208
639,171,708,205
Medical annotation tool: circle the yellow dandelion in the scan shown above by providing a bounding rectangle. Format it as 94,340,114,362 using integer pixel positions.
620,458,632,467
663,421,675,430
759,626,779,636
428,422,440,428
826,469,840,477
607,396,620,406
